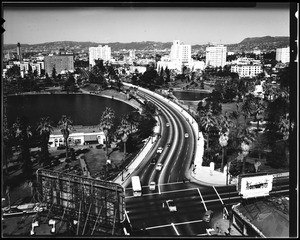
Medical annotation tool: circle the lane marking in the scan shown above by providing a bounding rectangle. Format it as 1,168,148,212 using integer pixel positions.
197,188,207,211
171,223,180,236
213,186,224,205
145,219,204,230
213,186,228,215
125,210,132,227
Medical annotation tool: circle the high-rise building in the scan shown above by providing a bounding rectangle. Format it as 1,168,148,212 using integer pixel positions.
89,45,111,67
17,42,22,61
170,40,191,63
206,45,227,67
44,55,74,75
276,47,290,63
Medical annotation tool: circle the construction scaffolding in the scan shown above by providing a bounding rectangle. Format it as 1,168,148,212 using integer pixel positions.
36,169,125,235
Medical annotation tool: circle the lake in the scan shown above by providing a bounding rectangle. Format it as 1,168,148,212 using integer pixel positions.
6,94,136,127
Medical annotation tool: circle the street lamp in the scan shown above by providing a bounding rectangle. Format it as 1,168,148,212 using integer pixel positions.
219,133,229,173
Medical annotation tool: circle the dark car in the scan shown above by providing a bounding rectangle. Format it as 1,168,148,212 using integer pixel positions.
151,158,157,165
202,210,214,222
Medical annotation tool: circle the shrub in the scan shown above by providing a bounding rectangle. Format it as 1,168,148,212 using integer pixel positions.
229,160,255,177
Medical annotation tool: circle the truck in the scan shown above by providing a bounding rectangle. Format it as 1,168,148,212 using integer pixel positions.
131,176,142,197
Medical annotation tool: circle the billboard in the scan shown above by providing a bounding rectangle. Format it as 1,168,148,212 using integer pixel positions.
36,169,125,235
237,174,273,199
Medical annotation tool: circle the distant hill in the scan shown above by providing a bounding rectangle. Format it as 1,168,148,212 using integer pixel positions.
3,36,289,52
239,36,289,45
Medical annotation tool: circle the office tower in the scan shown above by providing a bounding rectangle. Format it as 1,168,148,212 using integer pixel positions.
170,40,191,63
276,47,290,63
206,45,227,67
17,42,22,61
89,45,111,67
44,55,74,75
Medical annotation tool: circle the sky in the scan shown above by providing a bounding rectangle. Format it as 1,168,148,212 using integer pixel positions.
3,3,290,45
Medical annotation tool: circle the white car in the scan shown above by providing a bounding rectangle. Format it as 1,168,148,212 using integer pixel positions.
149,182,156,191
166,122,170,127
166,200,177,212
157,147,163,154
156,163,163,171
185,133,189,138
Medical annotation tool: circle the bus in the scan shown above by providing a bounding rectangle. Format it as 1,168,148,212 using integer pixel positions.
131,176,142,197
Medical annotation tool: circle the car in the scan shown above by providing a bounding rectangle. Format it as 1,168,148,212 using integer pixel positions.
166,200,177,212
184,133,189,138
151,158,157,165
166,122,170,127
202,210,214,222
167,143,171,148
149,182,156,191
156,163,163,171
157,147,163,154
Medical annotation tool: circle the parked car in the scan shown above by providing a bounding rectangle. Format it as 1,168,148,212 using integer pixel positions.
157,147,163,154
202,210,214,222
184,133,189,138
149,182,156,191
166,200,177,212
156,163,163,171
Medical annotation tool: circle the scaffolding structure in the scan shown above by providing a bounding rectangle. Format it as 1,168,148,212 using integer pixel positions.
36,169,125,235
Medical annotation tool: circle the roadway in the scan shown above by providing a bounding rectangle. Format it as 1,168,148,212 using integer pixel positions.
121,86,290,236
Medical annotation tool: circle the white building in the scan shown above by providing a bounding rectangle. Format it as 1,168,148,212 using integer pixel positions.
49,132,105,148
206,45,227,67
231,64,262,78
170,40,191,63
129,50,136,59
190,60,205,71
276,47,290,63
89,45,111,67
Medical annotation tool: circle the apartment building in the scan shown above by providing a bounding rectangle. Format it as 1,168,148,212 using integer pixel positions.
206,45,227,67
276,47,290,63
170,40,191,63
89,45,111,67
44,55,74,75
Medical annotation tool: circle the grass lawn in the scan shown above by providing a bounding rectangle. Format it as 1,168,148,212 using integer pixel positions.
83,145,124,177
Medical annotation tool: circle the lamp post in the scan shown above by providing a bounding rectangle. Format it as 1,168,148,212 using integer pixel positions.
219,133,229,173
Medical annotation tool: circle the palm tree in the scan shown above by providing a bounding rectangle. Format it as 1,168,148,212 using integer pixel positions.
238,128,256,174
58,115,73,161
116,116,132,162
278,113,294,166
199,108,218,149
241,94,255,121
36,117,53,166
99,107,115,158
12,116,33,179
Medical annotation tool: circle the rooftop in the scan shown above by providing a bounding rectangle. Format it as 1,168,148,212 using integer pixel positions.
233,196,289,238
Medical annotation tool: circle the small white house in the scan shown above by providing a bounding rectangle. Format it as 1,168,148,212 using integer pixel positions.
49,132,105,147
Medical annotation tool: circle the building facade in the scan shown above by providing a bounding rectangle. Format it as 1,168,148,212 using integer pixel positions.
44,55,74,75
231,64,262,78
49,132,105,148
17,42,22,61
206,45,227,67
89,45,111,67
276,47,290,63
170,40,191,63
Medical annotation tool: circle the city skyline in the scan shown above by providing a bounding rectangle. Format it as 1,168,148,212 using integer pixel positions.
3,3,290,46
